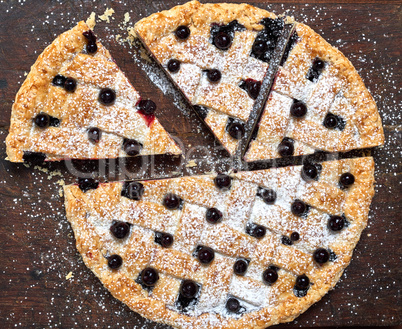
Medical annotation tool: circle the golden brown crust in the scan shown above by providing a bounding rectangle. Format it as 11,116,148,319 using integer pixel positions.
6,22,181,162
64,157,375,329
134,1,275,48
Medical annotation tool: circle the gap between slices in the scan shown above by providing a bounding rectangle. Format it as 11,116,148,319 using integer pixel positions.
6,21,181,164
133,0,384,164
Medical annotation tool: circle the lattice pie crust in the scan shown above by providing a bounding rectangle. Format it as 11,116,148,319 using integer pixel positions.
5,2,383,328
133,0,384,158
64,157,375,329
6,21,181,163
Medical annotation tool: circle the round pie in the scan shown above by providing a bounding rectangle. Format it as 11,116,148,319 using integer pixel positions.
6,1,384,328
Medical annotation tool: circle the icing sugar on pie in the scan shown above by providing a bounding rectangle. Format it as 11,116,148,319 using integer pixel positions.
64,157,375,329
6,22,181,164
133,0,384,159
6,1,385,328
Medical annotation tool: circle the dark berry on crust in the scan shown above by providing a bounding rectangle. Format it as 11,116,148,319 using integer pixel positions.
196,246,215,264
278,138,294,157
323,113,338,129
214,173,232,190
64,77,77,92
294,274,310,297
99,88,116,105
340,172,355,187
313,248,330,264
295,274,310,290
180,280,199,298
163,193,182,210
210,20,245,51
246,223,266,239
257,187,277,204
175,25,191,40
227,120,245,140
214,32,232,50
52,74,67,87
123,139,143,156
307,57,326,82
141,267,159,286
110,221,130,239
121,181,145,201
86,42,98,54
34,113,50,128
291,200,308,217
323,113,346,130
206,69,222,83
167,59,181,73
290,100,307,118
233,259,249,276
108,254,123,269
88,127,101,143
155,232,174,248
301,163,318,181
226,298,241,313
206,207,223,224
281,236,292,246
290,232,300,241
239,79,261,100
263,267,278,284
328,215,345,231
138,99,156,115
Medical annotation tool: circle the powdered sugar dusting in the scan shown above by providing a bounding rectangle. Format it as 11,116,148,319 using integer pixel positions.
0,1,400,328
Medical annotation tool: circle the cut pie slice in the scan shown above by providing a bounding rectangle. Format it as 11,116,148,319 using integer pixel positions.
133,0,289,155
133,1,384,160
6,21,181,164
64,157,375,329
244,23,385,161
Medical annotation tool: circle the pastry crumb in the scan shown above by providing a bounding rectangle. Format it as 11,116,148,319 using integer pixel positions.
127,27,137,44
99,8,115,23
124,12,130,24
65,272,73,280
56,179,65,186
86,12,96,29
186,160,197,168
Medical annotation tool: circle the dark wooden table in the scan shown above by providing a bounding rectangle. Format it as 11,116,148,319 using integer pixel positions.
0,1,401,328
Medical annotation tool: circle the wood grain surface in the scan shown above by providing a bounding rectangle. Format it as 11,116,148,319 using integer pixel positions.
0,1,401,328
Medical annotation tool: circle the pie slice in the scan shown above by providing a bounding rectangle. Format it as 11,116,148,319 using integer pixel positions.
133,0,288,155
245,23,384,161
64,157,375,329
6,21,181,164
133,1,384,160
